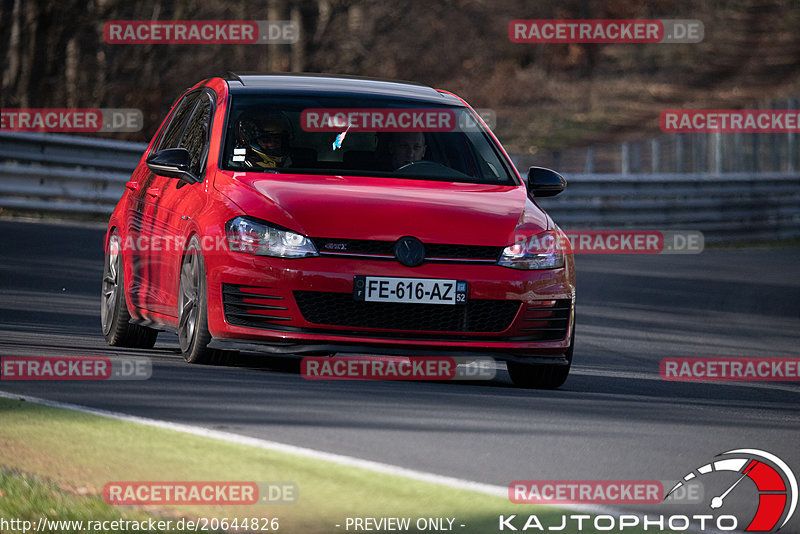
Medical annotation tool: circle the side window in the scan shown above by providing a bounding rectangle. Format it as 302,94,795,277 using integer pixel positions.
180,94,212,177
156,93,200,151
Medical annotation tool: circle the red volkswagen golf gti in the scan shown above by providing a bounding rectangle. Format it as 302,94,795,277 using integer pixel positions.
102,74,576,388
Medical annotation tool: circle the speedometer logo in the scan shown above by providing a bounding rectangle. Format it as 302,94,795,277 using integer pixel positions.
665,449,797,531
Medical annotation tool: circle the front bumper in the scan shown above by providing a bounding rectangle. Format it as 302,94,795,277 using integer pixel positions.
204,250,576,360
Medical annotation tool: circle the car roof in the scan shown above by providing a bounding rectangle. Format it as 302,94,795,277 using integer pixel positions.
224,73,465,106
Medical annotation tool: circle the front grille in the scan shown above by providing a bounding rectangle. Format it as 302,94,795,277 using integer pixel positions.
519,299,572,340
425,243,503,260
314,238,395,256
222,284,293,328
293,291,520,332
312,238,503,262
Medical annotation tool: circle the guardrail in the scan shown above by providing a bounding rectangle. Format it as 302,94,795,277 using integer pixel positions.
0,131,146,214
1,132,799,242
535,172,800,243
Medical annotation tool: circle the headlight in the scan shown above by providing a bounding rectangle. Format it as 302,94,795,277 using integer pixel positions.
226,216,318,258
497,230,566,270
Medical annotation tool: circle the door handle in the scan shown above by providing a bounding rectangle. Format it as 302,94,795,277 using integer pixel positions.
146,187,161,198
125,182,139,192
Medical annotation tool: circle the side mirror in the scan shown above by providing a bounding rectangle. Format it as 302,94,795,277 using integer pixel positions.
526,166,566,198
146,148,198,184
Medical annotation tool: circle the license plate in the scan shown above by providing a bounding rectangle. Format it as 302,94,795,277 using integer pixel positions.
353,276,468,305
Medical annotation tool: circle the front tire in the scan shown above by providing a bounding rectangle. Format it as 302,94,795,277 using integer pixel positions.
101,232,158,349
178,236,229,365
507,326,575,389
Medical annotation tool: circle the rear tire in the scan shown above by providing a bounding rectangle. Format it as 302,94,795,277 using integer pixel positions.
178,236,231,365
507,326,575,389
101,232,158,349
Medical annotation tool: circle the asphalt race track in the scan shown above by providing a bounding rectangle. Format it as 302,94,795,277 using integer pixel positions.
1,218,799,523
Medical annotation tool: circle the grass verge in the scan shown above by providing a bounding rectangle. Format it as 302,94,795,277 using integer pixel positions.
0,396,682,533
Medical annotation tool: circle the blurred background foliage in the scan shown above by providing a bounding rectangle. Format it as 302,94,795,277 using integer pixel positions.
3,0,800,152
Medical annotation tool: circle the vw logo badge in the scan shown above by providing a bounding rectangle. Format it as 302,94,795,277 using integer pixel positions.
394,237,426,267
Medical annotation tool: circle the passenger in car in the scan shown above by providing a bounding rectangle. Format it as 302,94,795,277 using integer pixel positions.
376,132,427,170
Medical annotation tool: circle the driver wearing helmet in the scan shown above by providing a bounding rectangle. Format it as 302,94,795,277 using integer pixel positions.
231,111,292,169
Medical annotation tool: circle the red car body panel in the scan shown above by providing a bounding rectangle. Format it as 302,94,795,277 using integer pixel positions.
216,172,543,244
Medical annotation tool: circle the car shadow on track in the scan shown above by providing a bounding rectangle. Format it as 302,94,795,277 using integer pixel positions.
217,349,800,417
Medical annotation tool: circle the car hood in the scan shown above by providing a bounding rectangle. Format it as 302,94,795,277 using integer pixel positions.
223,172,548,245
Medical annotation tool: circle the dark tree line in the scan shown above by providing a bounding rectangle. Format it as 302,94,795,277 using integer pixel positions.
3,0,800,151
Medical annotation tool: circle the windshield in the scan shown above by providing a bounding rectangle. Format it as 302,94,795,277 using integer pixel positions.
221,95,516,184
